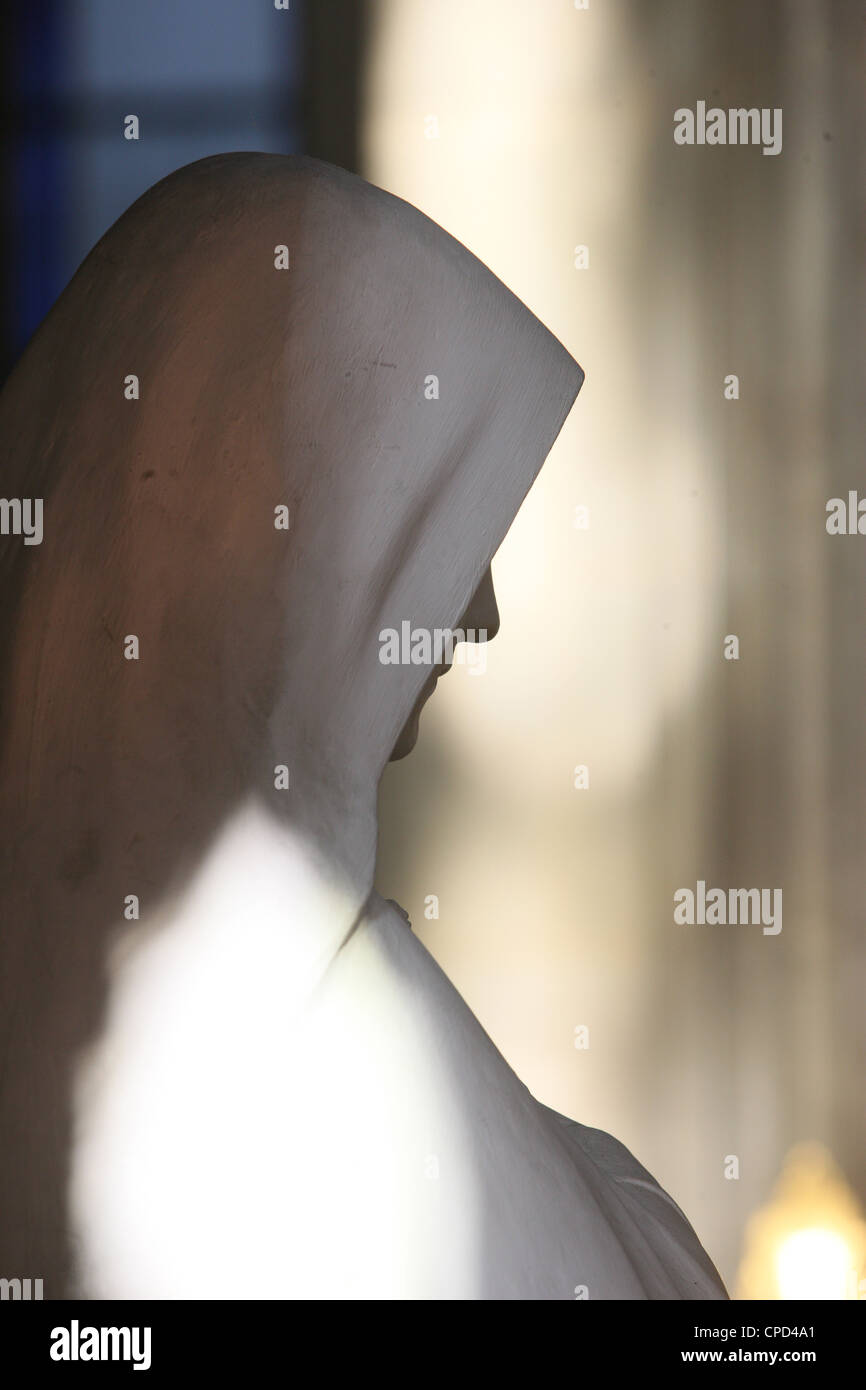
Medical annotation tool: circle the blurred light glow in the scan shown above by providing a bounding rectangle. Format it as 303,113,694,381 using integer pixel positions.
737,1144,866,1300
776,1227,854,1301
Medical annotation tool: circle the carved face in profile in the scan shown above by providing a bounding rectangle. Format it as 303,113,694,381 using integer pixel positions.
389,565,500,760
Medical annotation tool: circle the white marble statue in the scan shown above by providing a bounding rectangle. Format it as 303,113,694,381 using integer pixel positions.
0,154,727,1299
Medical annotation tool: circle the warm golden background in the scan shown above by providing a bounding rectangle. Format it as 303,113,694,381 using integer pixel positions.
367,0,866,1297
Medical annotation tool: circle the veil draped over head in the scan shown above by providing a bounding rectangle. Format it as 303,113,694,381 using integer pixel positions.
0,154,725,1299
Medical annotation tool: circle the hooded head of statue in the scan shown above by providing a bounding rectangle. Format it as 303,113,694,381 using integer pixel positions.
0,154,726,1302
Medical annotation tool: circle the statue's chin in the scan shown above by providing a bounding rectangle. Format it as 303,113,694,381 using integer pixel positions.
389,719,420,762
389,704,424,761
389,669,443,760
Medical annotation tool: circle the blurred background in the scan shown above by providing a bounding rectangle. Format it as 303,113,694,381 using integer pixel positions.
2,0,863,1297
